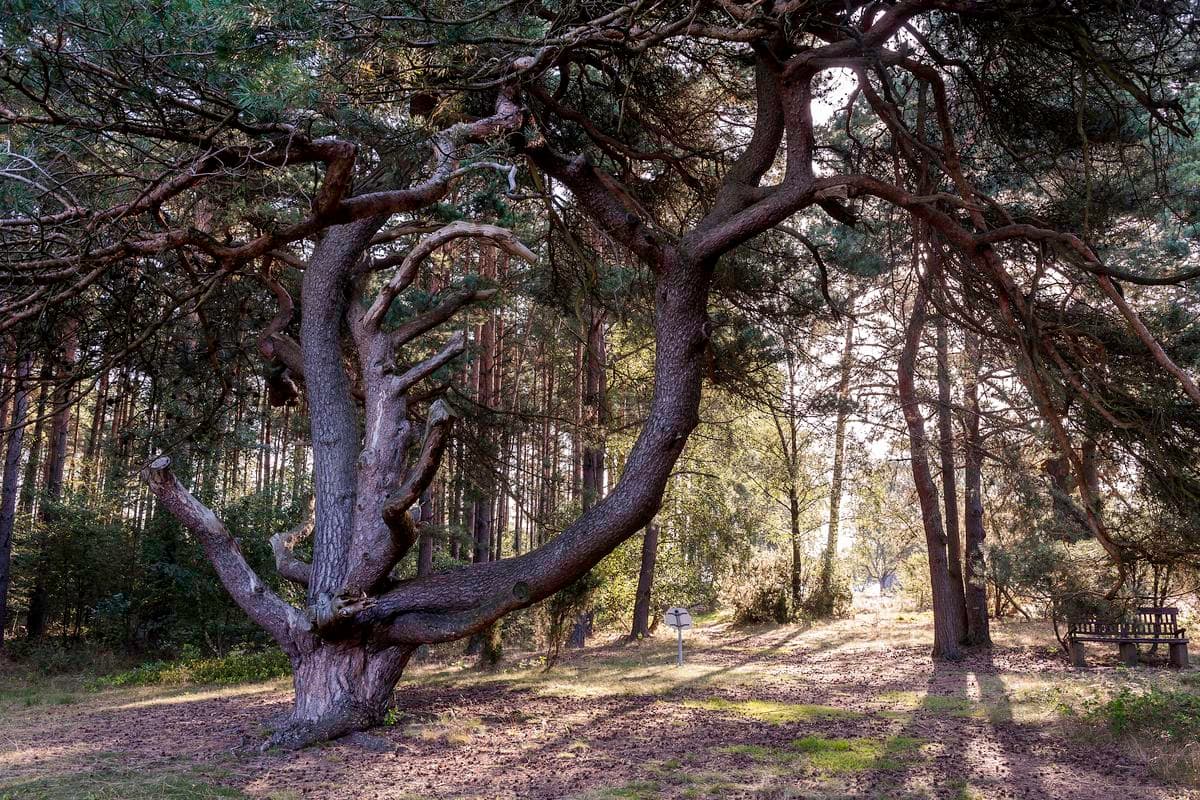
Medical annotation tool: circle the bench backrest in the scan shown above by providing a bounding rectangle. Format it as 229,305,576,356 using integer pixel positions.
1068,606,1181,638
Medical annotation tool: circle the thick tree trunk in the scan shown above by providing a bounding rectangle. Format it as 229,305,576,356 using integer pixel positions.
0,354,32,648
962,332,991,646
935,312,969,637
898,277,963,660
629,520,659,640
267,643,414,750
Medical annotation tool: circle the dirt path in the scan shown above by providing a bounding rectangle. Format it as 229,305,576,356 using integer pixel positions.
1,613,1195,799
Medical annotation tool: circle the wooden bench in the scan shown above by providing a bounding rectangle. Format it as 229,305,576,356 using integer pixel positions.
1067,606,1188,668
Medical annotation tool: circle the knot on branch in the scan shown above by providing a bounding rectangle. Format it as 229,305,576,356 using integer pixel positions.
310,592,376,634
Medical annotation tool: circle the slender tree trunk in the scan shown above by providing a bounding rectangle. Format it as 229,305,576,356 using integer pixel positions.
629,520,659,640
899,276,963,660
569,307,606,648
813,313,854,616
935,312,968,637
789,487,803,611
962,331,991,646
417,491,434,577
0,354,33,648
27,327,78,639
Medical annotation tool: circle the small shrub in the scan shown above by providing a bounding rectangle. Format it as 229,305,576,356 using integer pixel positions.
1085,687,1200,743
720,551,790,625
4,640,127,676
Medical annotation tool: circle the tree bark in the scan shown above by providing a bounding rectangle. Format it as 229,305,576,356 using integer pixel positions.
898,276,964,660
812,313,854,616
569,306,607,648
27,325,78,639
271,642,414,749
0,354,32,648
935,311,969,637
629,520,659,640
962,331,991,646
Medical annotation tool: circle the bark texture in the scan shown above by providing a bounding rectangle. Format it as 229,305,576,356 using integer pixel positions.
898,278,964,660
962,332,992,646
629,521,659,640
0,354,32,647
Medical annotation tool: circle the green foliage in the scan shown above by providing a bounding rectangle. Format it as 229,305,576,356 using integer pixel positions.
719,551,791,625
93,647,290,688
1085,687,1200,743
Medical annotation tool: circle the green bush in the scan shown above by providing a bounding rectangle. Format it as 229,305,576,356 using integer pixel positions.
4,639,127,676
720,551,791,625
1085,687,1200,743
94,647,291,688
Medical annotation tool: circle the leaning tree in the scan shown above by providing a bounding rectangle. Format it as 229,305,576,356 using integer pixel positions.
3,0,1199,745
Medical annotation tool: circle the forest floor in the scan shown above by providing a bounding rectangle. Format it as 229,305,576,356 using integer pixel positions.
1,608,1198,800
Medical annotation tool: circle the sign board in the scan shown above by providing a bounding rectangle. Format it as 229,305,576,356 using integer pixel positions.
664,607,692,630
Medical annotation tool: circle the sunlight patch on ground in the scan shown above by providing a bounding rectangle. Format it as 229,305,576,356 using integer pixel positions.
0,763,246,799
396,711,486,747
793,734,925,773
0,740,101,774
681,697,859,723
104,681,285,712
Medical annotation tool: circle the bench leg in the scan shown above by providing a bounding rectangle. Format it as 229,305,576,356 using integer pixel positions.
1069,640,1087,668
1170,642,1189,669
1119,642,1139,667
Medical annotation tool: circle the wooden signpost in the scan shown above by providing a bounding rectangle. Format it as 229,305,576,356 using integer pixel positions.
664,607,693,666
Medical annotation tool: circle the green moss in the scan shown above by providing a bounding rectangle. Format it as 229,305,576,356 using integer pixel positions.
682,697,858,723
791,735,924,773
922,694,979,717
715,743,800,763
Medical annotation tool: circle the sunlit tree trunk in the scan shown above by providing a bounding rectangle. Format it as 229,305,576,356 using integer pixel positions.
812,313,854,616
899,276,963,660
935,311,968,637
629,520,659,640
962,331,991,646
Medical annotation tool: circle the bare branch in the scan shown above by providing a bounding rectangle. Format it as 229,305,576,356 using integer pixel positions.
141,456,309,648
394,330,469,393
382,399,457,530
361,221,535,331
270,514,314,587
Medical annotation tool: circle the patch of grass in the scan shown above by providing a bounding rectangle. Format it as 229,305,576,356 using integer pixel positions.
583,781,661,799
682,697,858,723
791,735,923,773
92,648,291,688
715,743,799,763
922,693,979,717
404,712,485,746
0,766,246,799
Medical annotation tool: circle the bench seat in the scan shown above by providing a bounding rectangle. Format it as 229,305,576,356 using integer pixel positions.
1067,606,1189,668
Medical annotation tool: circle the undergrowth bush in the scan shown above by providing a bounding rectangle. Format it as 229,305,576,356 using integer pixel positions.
720,551,790,625
4,639,129,676
1066,686,1200,786
1084,687,1200,743
94,647,291,688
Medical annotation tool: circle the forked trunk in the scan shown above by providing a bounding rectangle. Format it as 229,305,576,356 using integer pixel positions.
898,262,963,661
268,643,414,750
